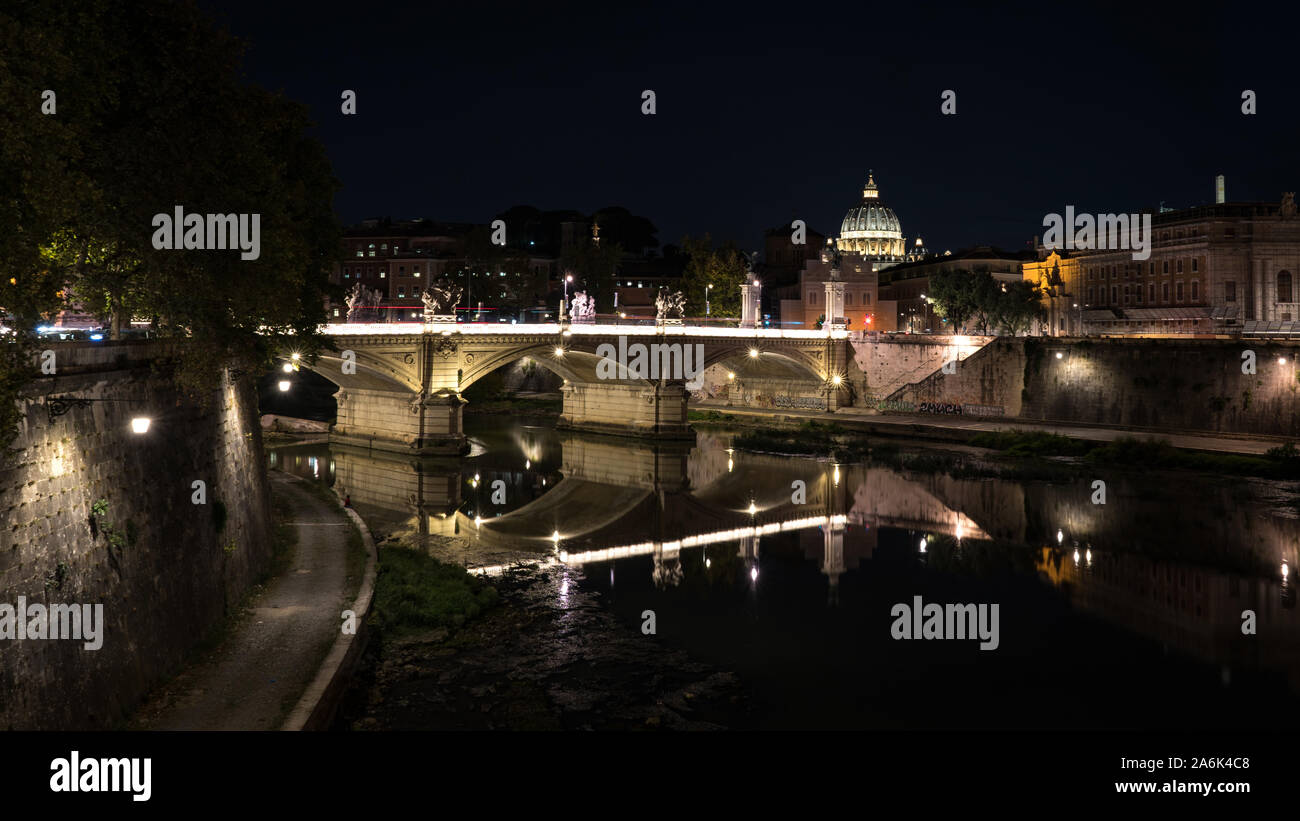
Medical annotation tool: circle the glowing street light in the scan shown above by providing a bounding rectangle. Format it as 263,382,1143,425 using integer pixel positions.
281,362,294,373
748,347,759,359
278,380,291,392
130,417,152,434
706,283,713,316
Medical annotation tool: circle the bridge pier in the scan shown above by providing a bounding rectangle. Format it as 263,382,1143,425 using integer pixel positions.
331,386,468,456
558,380,692,439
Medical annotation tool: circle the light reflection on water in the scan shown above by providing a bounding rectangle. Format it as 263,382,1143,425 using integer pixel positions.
268,415,1300,727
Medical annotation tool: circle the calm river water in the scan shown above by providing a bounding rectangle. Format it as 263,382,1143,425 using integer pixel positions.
268,416,1300,729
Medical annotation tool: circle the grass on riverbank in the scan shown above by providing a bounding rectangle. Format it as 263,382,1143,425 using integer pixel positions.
726,419,1300,482
970,430,1300,479
730,420,899,462
372,547,499,637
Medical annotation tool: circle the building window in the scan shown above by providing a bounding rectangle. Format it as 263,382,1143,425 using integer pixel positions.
1163,283,1170,302
344,271,350,279
1191,280,1199,301
1225,281,1236,302
380,271,386,279
1111,286,1117,303
809,292,818,305
1162,260,1169,274
398,286,406,298
1088,286,1095,303
1177,259,1184,274
1135,287,1143,304
1279,271,1293,303
398,266,405,275
1176,282,1184,302
1191,258,1198,273
356,251,363,258
845,293,853,306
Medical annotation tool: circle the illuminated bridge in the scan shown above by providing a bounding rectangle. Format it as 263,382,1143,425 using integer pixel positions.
307,321,853,454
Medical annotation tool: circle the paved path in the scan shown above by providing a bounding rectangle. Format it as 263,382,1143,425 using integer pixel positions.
132,474,353,730
697,405,1289,456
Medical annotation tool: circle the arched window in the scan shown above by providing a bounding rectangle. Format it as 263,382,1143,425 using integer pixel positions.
1279,271,1293,303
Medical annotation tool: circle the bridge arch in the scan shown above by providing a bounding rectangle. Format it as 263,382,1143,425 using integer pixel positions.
700,344,830,383
306,345,422,394
458,341,658,391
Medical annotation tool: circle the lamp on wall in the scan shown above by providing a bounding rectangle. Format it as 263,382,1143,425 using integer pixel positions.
45,394,154,433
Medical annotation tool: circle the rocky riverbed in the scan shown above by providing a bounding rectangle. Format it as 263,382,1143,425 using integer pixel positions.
335,562,748,731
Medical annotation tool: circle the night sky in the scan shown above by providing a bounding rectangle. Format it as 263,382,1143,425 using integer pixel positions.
198,0,1298,254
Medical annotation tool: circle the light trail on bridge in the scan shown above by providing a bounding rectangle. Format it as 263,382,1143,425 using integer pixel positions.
320,322,849,340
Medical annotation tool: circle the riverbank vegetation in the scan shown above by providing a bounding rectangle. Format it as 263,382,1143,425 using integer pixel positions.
725,420,1300,482
371,547,499,638
970,430,1300,479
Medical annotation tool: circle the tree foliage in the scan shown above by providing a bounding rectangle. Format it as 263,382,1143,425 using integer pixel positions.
679,234,749,320
926,269,1043,335
0,0,340,445
558,239,623,314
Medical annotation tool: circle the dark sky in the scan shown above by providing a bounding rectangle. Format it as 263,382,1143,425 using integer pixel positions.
199,0,1298,254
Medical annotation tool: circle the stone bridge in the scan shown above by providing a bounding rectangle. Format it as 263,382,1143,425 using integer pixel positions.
309,322,852,454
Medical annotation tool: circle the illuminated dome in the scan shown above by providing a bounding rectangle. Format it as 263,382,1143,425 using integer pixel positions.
838,171,904,259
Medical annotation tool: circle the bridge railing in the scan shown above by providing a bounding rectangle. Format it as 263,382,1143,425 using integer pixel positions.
321,322,849,340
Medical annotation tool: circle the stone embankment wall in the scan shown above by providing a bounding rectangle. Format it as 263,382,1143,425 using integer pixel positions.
887,337,1300,437
0,341,271,730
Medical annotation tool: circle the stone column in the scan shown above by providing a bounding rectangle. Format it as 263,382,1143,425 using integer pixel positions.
740,281,761,328
1265,260,1274,321
823,280,846,330
1254,258,1264,321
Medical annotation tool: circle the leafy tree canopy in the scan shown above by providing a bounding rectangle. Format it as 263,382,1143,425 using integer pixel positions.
679,234,750,320
0,0,340,442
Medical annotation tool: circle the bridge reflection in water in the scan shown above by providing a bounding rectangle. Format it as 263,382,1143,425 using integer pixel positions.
268,425,1300,695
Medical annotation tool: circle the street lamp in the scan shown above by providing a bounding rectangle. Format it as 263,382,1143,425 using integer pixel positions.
278,380,292,392
706,283,713,316
563,273,573,304
130,417,152,434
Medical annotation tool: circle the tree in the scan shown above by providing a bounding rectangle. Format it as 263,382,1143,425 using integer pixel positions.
559,239,623,313
0,0,340,445
927,269,979,333
679,235,749,319
995,280,1044,336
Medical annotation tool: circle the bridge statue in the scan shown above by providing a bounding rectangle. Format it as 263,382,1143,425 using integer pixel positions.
570,291,595,323
422,280,463,323
655,288,686,326
346,282,383,323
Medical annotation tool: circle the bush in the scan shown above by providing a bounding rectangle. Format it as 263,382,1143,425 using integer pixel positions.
373,547,499,636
